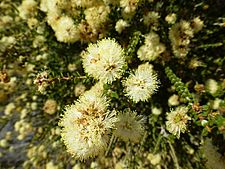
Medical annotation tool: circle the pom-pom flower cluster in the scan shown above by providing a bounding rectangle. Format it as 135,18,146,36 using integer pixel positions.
59,38,160,160
123,63,159,103
38,0,143,43
82,38,126,84
59,83,146,160
40,0,110,43
113,110,145,143
59,84,117,160
137,32,165,61
166,106,191,138
169,18,203,58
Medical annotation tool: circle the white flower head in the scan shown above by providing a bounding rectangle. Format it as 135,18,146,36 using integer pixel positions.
137,32,165,61
54,16,80,43
71,0,103,8
166,106,191,138
115,19,130,34
40,0,58,12
82,38,126,84
113,110,145,143
147,153,161,165
191,17,204,33
60,110,115,160
169,20,194,58
59,89,116,160
165,13,177,24
120,0,139,13
75,88,109,117
84,5,110,30
205,79,218,95
18,0,37,20
123,63,159,103
143,11,160,29
43,99,57,115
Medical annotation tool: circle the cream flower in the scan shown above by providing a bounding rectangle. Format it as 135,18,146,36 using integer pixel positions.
147,153,161,165
113,110,145,143
40,0,58,13
169,20,194,58
54,16,80,43
18,0,37,20
46,161,59,169
59,88,116,160
165,13,177,24
71,0,103,8
191,17,204,33
4,102,16,115
60,112,114,160
43,99,58,115
75,88,109,117
120,0,139,13
84,5,110,30
143,11,160,30
166,106,191,138
123,63,159,103
115,19,129,34
82,38,126,83
137,32,165,61
60,107,116,160
205,79,218,95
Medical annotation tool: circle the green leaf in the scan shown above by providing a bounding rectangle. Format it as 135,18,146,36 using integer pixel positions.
111,91,119,99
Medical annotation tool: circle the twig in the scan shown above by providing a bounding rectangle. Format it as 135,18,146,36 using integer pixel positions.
168,141,180,169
